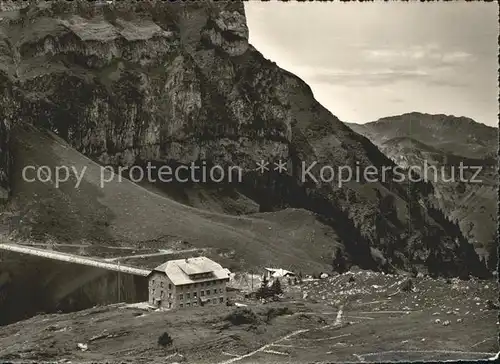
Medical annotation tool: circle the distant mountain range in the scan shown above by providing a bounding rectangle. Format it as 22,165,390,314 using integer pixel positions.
346,112,497,159
346,113,498,269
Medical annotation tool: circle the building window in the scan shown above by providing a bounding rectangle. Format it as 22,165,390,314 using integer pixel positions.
186,302,190,307
193,301,197,306
187,293,190,299
168,293,172,298
201,291,205,296
219,288,223,294
161,290,164,298
219,297,224,303
161,281,164,288
213,289,217,295
179,294,183,300
168,284,172,290
206,290,210,296
193,292,197,298
168,303,172,308
152,289,155,295
212,299,217,304
180,303,183,308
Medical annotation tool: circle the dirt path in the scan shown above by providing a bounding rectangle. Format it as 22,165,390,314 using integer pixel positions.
334,306,344,325
216,305,345,364
358,349,498,361
13,242,139,250
106,248,203,262
217,328,310,364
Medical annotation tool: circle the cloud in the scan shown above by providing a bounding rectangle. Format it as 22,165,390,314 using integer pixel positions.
440,51,474,63
293,65,468,88
363,44,475,66
289,42,474,88
297,67,430,87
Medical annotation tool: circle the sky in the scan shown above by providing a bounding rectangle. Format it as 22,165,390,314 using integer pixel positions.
244,1,498,127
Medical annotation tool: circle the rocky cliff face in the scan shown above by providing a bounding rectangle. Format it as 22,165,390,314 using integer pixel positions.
0,1,490,277
0,118,9,201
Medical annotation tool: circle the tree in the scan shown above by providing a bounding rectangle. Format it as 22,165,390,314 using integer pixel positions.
332,247,347,274
487,242,498,271
270,278,283,296
256,275,270,299
256,275,283,299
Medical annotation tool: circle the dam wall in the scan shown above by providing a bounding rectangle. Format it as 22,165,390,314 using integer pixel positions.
0,250,148,325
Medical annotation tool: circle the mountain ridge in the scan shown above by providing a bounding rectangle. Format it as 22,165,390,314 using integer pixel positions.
346,112,497,159
346,113,498,270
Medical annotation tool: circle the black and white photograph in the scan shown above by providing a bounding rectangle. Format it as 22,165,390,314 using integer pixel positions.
0,0,498,362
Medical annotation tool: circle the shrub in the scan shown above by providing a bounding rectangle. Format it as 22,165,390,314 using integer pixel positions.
401,278,413,292
225,308,258,326
158,332,173,347
264,306,293,323
51,0,74,15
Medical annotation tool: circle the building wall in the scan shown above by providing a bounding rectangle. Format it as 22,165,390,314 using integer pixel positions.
148,272,229,310
148,272,176,309
176,278,228,309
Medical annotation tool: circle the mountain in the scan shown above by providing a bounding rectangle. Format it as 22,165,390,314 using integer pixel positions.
346,114,498,270
0,1,489,278
346,112,497,159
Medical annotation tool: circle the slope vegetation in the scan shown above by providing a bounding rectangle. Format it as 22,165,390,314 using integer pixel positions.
5,122,340,272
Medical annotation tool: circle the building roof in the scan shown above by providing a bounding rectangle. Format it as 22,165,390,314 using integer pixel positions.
264,268,295,277
152,257,230,285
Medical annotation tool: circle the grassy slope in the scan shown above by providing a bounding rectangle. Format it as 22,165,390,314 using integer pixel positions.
6,123,340,271
0,271,497,363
